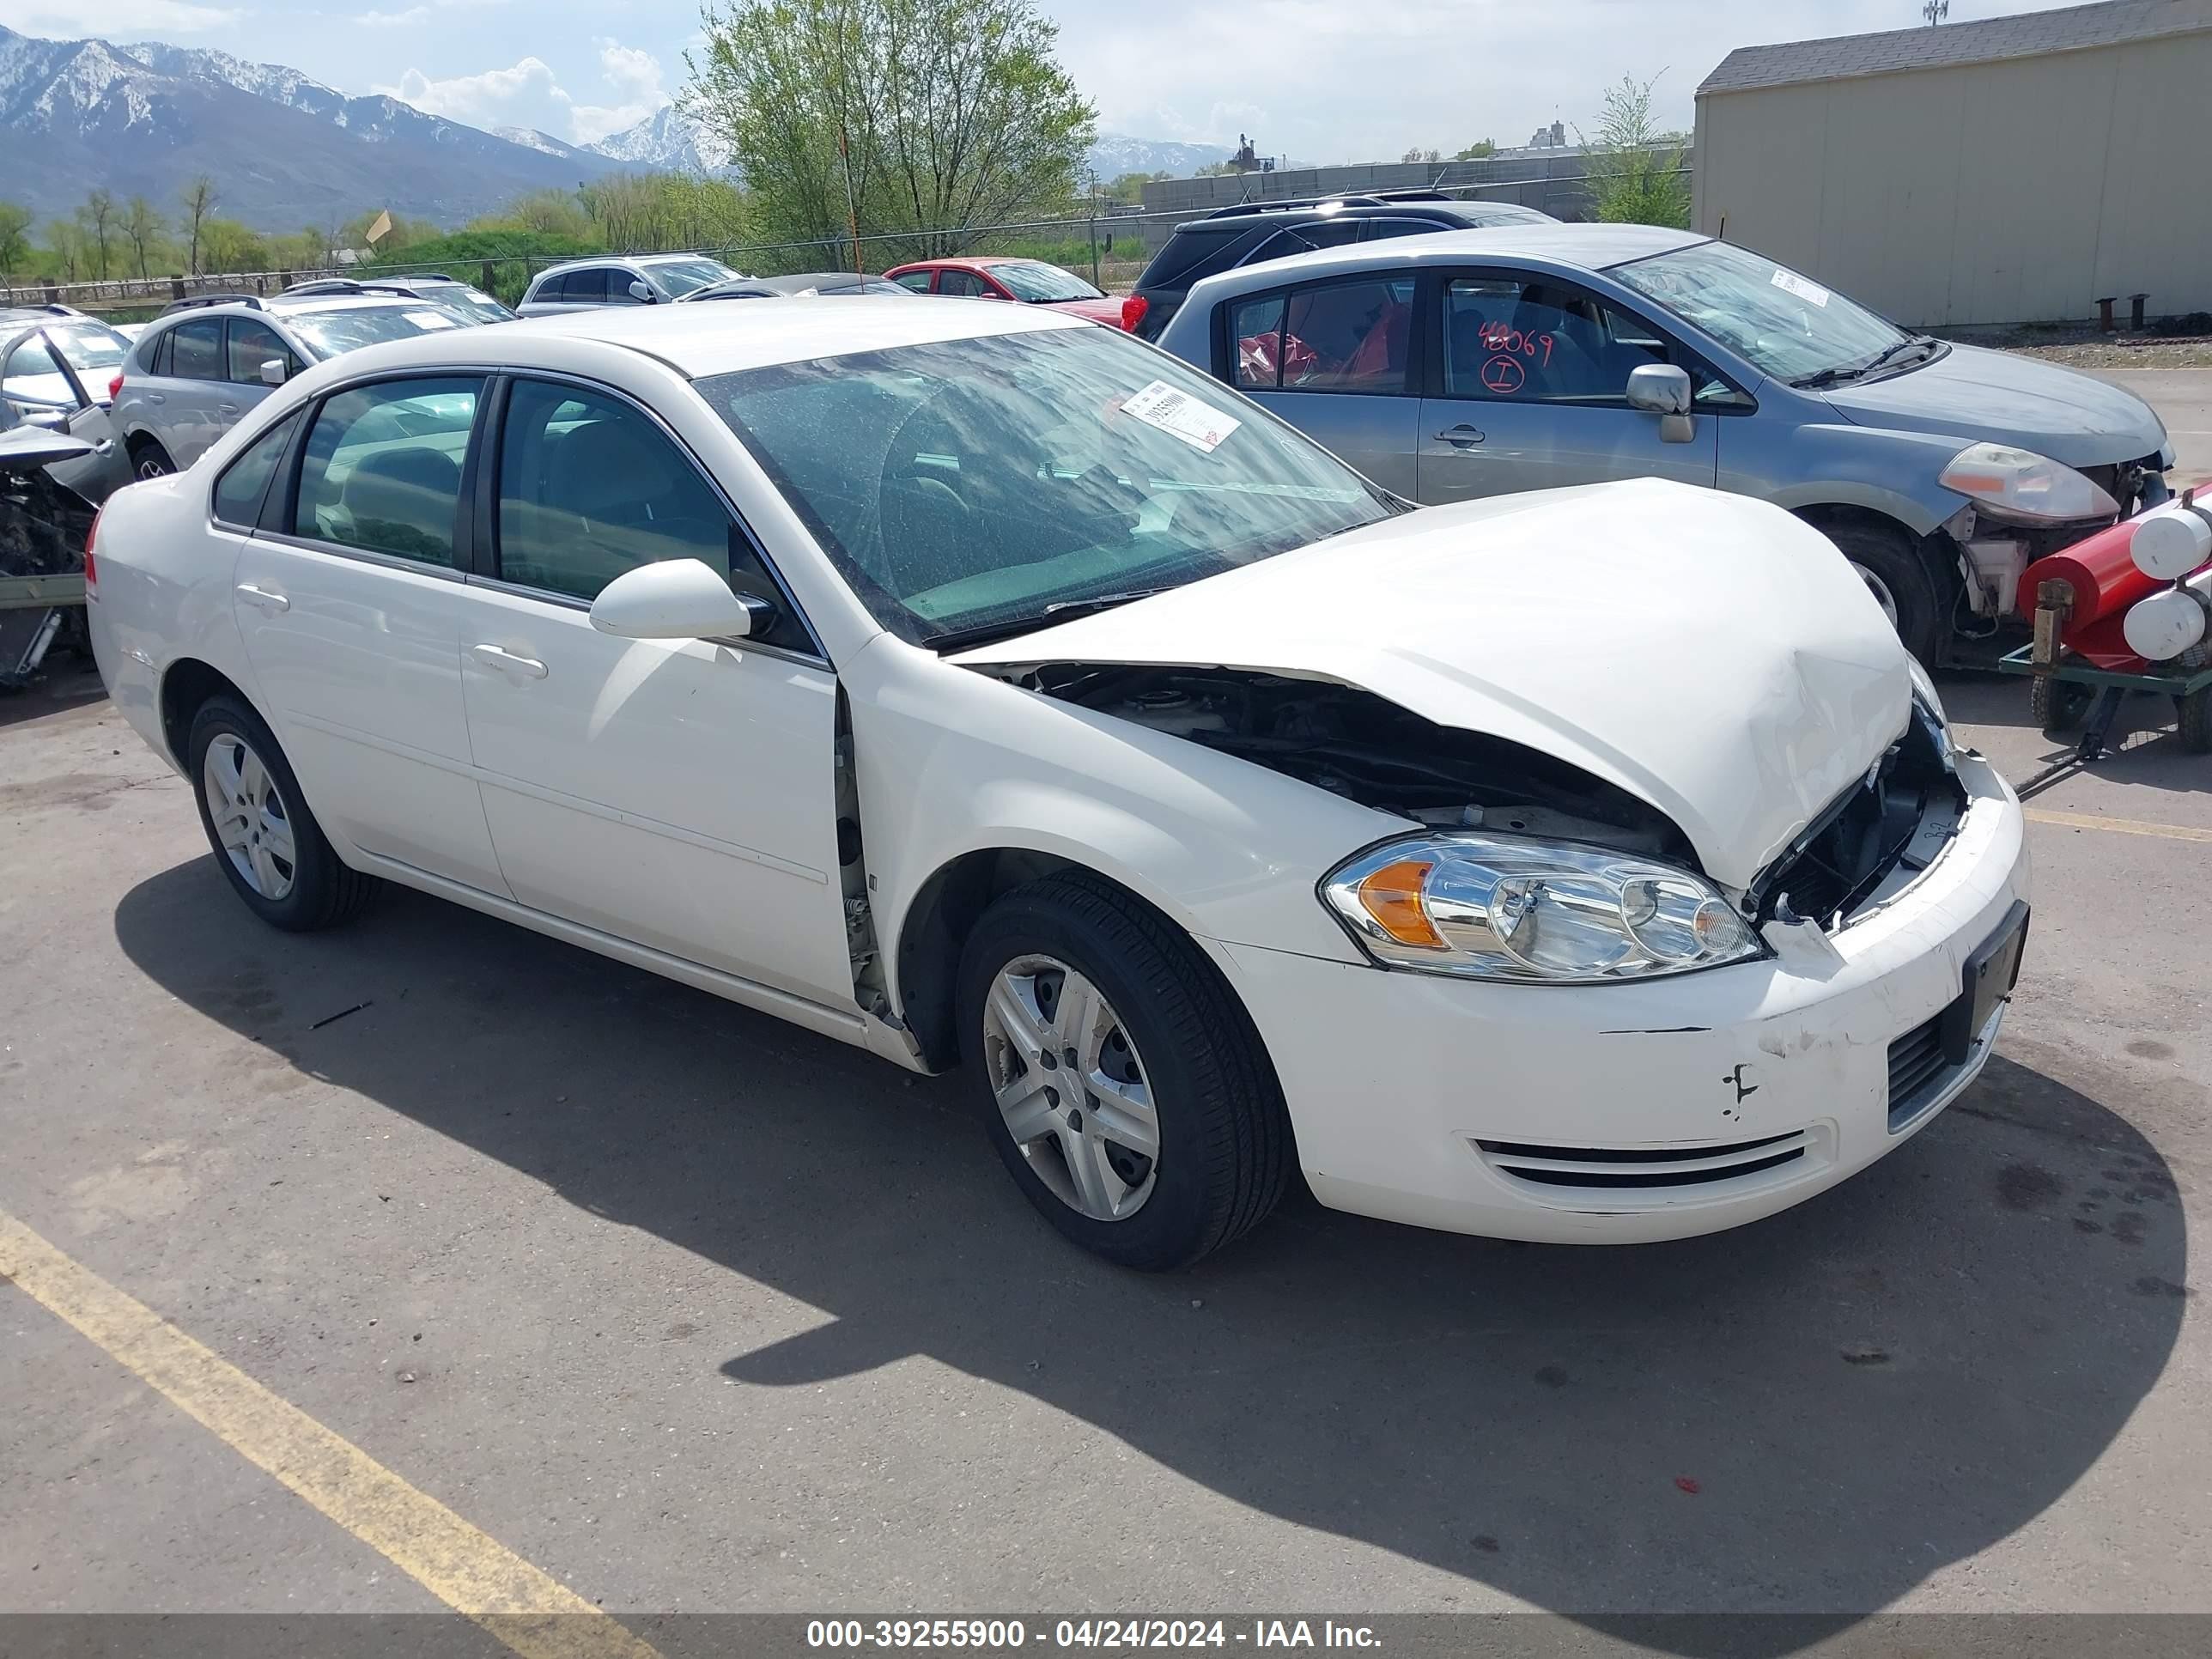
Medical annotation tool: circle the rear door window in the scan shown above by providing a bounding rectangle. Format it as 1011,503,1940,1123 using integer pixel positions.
1231,277,1415,393
169,319,225,381
292,377,483,565
562,269,609,303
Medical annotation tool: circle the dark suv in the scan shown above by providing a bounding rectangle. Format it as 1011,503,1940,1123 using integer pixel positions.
1121,191,1556,339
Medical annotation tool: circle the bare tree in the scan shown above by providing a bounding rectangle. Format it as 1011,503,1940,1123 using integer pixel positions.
179,176,218,274
47,220,83,283
1400,145,1441,165
78,189,118,279
123,196,162,278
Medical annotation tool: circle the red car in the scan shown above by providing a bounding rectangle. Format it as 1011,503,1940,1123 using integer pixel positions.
883,258,1128,327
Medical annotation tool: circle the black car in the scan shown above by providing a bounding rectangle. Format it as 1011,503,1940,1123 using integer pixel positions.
1121,190,1556,340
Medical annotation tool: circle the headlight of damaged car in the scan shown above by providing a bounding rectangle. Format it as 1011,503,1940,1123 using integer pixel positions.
1938,442,2117,525
1322,834,1764,983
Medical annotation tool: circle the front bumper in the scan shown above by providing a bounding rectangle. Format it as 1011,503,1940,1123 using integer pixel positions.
1207,750,2029,1244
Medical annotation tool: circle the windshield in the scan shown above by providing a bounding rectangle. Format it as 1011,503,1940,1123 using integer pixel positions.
647,258,739,297
992,262,1104,303
1613,239,1911,385
287,307,454,357
411,286,514,324
699,326,1394,647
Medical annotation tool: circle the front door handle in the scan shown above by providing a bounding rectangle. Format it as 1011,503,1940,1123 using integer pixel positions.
1434,424,1486,447
470,642,549,681
92,439,116,456
234,582,289,613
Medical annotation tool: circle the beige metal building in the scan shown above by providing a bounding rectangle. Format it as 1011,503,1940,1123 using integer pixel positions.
1693,0,2212,327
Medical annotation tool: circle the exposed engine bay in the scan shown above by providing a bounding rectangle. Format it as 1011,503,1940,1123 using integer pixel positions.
1014,663,1699,866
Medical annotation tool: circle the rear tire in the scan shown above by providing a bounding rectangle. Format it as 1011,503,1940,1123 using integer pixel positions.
2179,686,2212,755
186,694,380,931
129,437,177,481
957,874,1291,1269
1818,520,1949,669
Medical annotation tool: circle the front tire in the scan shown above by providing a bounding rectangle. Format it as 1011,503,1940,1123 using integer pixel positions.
1820,521,1948,668
957,875,1291,1269
186,694,380,931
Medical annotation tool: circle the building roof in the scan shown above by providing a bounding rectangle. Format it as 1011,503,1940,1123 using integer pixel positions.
1699,0,2212,95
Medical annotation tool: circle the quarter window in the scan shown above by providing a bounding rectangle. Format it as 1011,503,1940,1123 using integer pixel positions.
213,413,301,527
1231,277,1413,393
293,378,482,566
169,319,225,381
494,379,805,649
1440,276,1735,405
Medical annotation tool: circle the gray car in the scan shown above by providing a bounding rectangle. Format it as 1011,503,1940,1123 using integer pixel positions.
112,292,466,477
1155,223,2173,661
517,254,742,316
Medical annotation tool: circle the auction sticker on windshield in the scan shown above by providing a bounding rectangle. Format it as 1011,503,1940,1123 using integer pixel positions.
404,311,460,330
1121,380,1241,453
1771,269,1830,307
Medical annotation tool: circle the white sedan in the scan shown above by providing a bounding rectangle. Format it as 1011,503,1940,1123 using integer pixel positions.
86,300,2030,1268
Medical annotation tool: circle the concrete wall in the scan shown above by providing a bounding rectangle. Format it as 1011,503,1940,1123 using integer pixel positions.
1139,149,1689,224
1694,27,2212,326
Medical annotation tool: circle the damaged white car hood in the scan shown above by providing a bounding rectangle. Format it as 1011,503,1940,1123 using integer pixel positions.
954,477,1911,890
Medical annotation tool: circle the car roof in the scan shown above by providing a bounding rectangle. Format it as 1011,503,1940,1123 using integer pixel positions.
1184,222,1709,295
145,295,424,331
324,292,1085,382
1183,198,1553,230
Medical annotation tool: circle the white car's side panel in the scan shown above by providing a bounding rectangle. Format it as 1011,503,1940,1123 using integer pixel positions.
455,582,855,1010
231,536,512,896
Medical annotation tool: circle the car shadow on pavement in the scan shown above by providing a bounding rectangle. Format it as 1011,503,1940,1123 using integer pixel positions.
114,862,2191,1652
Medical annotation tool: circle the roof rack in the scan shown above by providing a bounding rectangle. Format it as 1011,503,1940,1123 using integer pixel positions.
160,293,265,315
1369,188,1454,203
282,278,362,295
1200,194,1391,219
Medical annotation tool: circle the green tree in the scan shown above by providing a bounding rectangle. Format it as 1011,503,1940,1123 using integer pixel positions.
179,175,218,274
1401,145,1441,165
0,201,32,277
1453,138,1494,160
1577,75,1689,228
687,0,1093,265
199,218,269,274
46,220,84,283
77,189,118,278
477,189,599,241
122,196,163,278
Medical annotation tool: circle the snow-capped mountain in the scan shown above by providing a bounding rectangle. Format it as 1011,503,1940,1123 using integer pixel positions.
495,125,596,161
583,104,730,174
0,23,620,228
1086,135,1234,180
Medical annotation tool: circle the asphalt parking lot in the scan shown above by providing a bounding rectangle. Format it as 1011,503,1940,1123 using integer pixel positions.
3,401,2207,1652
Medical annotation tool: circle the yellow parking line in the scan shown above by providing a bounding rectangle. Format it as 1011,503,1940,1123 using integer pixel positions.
2024,808,2212,845
0,1208,658,1659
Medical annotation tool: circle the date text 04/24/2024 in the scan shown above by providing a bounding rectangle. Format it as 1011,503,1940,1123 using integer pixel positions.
805,1619,1382,1649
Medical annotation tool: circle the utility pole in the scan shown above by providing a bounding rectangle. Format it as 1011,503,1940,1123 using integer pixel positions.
838,123,864,274
1086,167,1101,289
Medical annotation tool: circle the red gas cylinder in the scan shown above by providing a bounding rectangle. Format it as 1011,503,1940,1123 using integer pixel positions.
2016,518,2162,629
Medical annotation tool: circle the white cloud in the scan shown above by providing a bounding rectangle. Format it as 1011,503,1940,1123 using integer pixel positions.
567,38,668,145
356,7,428,24
0,0,239,33
375,39,669,146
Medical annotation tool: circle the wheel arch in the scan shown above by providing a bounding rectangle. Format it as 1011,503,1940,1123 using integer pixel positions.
890,845,1247,1074
157,656,255,769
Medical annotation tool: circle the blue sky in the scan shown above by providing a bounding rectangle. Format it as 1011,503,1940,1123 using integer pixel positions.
5,1,2090,158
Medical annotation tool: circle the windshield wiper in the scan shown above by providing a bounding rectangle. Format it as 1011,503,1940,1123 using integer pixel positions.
1793,336,1936,389
925,589,1170,653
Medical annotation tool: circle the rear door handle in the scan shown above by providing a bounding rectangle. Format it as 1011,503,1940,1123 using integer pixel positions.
470,642,549,681
92,440,115,456
217,404,240,417
234,582,289,613
1434,424,1486,447
148,392,166,404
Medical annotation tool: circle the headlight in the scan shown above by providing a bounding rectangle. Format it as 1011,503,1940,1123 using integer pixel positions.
1320,833,1764,983
1938,442,2117,525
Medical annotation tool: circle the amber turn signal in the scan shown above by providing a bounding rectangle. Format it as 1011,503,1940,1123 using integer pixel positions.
1357,858,1445,949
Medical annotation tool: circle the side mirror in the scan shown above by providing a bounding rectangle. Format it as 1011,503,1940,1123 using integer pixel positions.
589,558,772,641
259,358,288,386
1626,363,1692,416
21,407,70,434
628,279,655,303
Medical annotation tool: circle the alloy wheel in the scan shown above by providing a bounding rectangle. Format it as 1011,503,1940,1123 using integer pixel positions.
135,453,170,481
981,954,1159,1221
202,733,298,901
